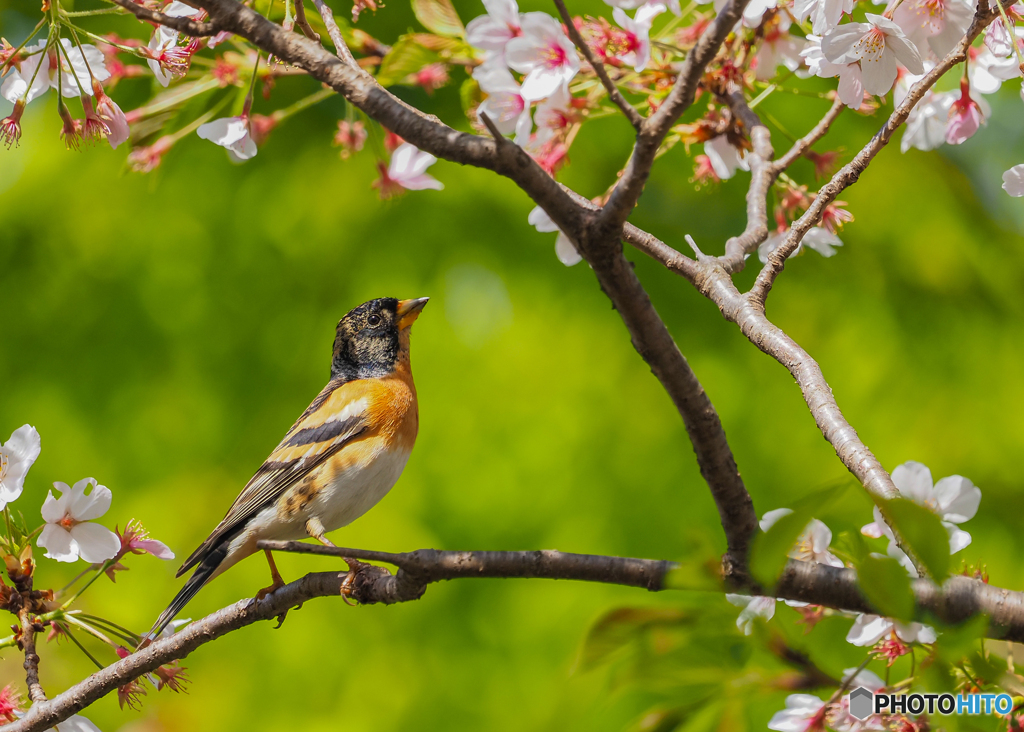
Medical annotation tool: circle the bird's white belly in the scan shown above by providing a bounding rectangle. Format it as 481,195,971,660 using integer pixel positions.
313,446,411,532
238,446,411,548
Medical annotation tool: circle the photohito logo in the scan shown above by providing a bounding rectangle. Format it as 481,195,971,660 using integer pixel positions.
846,688,1014,720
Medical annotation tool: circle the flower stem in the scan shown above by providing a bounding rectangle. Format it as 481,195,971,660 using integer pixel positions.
60,624,106,669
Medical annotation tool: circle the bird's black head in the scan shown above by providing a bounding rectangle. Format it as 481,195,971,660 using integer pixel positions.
331,297,428,380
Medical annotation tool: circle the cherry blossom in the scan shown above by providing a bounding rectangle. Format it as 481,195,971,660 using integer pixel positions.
794,0,855,35
801,35,864,108
896,69,955,152
1,39,109,104
505,12,580,101
55,714,103,732
759,227,844,262
0,424,40,509
467,0,523,61
146,3,201,87
703,134,749,180
373,142,444,198
945,80,988,145
893,0,973,58
604,0,681,16
197,115,258,160
0,100,25,148
611,3,666,72
725,594,777,635
756,16,805,80
1003,164,1024,196
985,16,1024,57
473,63,533,144
768,694,827,732
861,461,980,573
831,669,887,731
969,47,1021,95
760,508,844,567
846,613,936,646
39,478,121,564
94,85,130,150
530,82,574,148
528,205,582,265
821,15,924,97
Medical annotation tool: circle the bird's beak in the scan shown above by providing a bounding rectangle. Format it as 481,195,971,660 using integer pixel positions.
396,297,429,330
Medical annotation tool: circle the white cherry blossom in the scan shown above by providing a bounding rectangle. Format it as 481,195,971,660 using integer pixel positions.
801,35,864,108
0,425,40,509
831,668,887,731
846,613,936,646
56,715,103,732
725,594,777,635
794,0,855,35
197,115,258,160
1,39,109,104
39,478,120,564
146,2,201,86
893,0,973,58
896,67,955,152
604,0,681,16
822,14,924,97
703,134,749,180
505,12,580,101
528,82,573,148
760,508,845,567
1003,164,1024,196
768,694,826,732
528,206,581,265
861,461,980,575
473,63,532,144
756,17,805,80
759,227,843,262
985,17,1024,57
612,3,666,72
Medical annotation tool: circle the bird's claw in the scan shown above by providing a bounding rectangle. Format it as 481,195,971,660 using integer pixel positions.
340,557,368,605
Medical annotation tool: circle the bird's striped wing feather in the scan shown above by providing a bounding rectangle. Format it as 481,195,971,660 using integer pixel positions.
175,380,372,576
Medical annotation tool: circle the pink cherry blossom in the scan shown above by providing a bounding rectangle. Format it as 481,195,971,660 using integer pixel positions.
505,12,580,101
611,3,666,72
893,0,973,57
756,17,805,80
94,87,130,149
0,100,24,148
473,63,533,143
822,14,924,96
1003,164,1024,196
896,68,956,152
197,115,258,160
527,82,574,149
146,2,202,86
467,0,523,57
39,478,121,564
945,80,986,144
374,142,443,198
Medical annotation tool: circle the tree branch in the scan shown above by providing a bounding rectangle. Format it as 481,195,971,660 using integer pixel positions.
20,612,46,705
747,9,996,306
551,0,643,131
769,95,844,176
107,0,222,35
309,0,357,67
595,0,750,239
10,547,1024,732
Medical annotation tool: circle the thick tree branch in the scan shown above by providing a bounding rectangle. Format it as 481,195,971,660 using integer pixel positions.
11,548,1024,732
551,0,644,130
107,0,222,35
748,9,996,305
596,0,750,239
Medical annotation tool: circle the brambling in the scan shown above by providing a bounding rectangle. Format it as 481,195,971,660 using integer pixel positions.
150,297,429,638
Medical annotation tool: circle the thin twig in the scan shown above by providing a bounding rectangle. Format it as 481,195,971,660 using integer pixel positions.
106,0,221,35
311,0,359,67
551,0,643,130
292,0,320,41
20,612,47,705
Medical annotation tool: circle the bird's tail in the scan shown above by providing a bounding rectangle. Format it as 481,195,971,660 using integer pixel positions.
145,542,229,645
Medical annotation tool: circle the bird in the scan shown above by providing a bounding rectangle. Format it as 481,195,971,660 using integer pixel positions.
148,297,429,639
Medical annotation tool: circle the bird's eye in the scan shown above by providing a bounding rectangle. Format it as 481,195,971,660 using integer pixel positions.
367,314,381,327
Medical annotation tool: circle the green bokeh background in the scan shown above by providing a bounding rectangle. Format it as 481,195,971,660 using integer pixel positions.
2,0,1024,728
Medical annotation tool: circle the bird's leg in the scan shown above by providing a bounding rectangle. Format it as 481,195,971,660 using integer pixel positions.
305,518,367,604
257,549,291,628
305,517,336,547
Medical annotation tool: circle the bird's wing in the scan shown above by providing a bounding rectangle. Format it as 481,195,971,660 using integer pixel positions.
175,378,376,577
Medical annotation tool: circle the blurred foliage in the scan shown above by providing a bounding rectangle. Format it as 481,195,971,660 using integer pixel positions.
2,0,1024,728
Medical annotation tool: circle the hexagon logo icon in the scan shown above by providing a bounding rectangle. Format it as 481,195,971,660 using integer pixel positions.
848,687,874,721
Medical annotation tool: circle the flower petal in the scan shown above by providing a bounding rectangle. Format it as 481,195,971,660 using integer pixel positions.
39,524,79,563
846,613,892,646
70,522,121,563
891,461,933,504
68,478,112,521
135,538,176,560
933,475,981,522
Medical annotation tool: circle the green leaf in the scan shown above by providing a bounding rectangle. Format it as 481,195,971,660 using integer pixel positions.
663,558,724,592
830,530,870,567
855,555,915,621
749,485,841,588
881,498,951,580
376,35,439,86
460,77,482,118
579,607,691,670
412,0,465,37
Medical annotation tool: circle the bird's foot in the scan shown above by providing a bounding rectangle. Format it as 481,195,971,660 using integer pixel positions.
256,576,286,601
340,557,368,605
